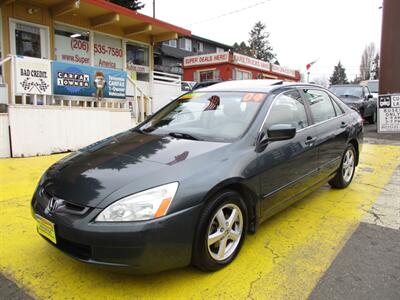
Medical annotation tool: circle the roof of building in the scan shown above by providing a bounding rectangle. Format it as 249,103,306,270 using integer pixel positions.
191,35,232,50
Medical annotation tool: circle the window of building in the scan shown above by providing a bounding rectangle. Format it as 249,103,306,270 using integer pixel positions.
197,69,219,82
163,40,177,47
54,24,90,65
179,38,192,51
234,69,252,80
216,47,224,53
198,42,204,52
266,90,309,131
94,33,123,69
303,89,336,123
126,42,150,81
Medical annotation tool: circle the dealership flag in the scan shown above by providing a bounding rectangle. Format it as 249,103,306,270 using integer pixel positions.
306,60,318,71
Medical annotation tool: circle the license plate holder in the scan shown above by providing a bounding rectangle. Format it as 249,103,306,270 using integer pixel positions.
36,214,57,244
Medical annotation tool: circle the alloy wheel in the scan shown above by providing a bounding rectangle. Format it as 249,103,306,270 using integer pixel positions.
342,149,355,183
207,203,243,261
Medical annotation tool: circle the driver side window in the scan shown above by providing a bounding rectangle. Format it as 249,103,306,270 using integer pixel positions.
265,90,309,131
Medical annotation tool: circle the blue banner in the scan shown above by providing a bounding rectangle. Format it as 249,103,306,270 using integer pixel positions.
52,62,127,99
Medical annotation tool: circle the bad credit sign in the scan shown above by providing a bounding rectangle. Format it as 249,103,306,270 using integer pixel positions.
184,52,229,67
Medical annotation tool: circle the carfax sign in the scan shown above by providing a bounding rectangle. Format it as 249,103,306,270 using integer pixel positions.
52,61,127,99
378,94,400,133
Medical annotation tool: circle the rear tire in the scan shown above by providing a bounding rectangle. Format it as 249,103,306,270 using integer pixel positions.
329,144,356,189
192,190,247,272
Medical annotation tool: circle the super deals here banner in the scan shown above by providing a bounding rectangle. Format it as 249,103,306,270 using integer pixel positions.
52,61,127,99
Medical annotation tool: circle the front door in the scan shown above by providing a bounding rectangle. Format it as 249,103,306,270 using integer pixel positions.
10,19,50,59
258,89,319,220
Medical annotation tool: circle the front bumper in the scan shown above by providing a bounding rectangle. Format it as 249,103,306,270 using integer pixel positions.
31,189,202,274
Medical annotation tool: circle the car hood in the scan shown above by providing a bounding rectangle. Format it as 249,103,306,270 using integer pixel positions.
42,130,227,208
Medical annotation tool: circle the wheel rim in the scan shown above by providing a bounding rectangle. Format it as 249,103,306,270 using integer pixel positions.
207,203,243,261
342,149,355,183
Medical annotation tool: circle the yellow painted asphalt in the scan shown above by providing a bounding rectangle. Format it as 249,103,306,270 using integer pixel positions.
1,144,399,300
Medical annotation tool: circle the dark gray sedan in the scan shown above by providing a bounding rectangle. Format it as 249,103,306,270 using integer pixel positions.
329,84,377,123
32,80,363,273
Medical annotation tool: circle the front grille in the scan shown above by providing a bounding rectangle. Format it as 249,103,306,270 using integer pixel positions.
41,187,89,215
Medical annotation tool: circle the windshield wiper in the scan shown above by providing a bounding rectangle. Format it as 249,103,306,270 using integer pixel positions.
168,132,201,141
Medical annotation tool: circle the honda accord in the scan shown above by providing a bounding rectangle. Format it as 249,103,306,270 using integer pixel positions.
31,80,363,273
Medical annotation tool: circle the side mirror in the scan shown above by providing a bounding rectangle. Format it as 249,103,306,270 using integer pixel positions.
366,94,373,100
255,124,296,152
267,124,297,141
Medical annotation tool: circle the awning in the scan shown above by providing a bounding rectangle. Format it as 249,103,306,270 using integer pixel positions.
28,0,191,42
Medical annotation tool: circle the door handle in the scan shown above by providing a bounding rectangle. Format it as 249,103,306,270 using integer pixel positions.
305,136,316,145
340,121,348,128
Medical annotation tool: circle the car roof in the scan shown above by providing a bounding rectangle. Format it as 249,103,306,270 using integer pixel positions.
198,79,324,93
330,84,362,87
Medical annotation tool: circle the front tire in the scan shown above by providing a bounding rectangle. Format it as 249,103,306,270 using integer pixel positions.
192,190,247,272
329,144,356,189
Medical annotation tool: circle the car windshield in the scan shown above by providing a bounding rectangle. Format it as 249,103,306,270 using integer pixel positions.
139,91,266,142
330,86,363,98
368,81,379,93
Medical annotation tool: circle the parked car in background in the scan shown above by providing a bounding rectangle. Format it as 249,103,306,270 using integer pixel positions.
192,80,222,91
181,81,196,92
329,84,377,123
361,80,379,99
32,80,363,274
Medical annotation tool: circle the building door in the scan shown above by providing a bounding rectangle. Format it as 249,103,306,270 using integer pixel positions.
10,19,50,59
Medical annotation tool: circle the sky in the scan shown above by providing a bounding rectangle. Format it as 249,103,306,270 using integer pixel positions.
140,0,383,82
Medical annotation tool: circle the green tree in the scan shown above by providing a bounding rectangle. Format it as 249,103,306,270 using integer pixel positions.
233,42,255,57
330,61,349,85
248,21,276,62
110,0,145,11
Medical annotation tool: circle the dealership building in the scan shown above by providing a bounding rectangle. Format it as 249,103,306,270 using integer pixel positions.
183,52,300,82
0,0,190,158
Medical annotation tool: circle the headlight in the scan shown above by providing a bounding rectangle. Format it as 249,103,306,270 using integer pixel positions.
95,182,179,222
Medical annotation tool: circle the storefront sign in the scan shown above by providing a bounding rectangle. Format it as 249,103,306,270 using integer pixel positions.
127,63,150,73
94,33,123,70
15,56,52,95
233,53,271,72
55,35,91,65
271,64,296,77
52,61,127,99
378,94,400,133
184,52,229,67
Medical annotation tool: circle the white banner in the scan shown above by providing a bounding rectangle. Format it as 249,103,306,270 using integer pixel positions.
15,56,52,95
233,53,271,72
55,35,91,65
94,33,123,70
271,64,296,77
184,52,229,67
378,94,400,133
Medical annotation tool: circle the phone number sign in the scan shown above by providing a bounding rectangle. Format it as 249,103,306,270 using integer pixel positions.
378,94,400,133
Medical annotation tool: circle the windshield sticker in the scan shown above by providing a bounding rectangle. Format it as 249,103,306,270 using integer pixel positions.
242,93,266,103
204,95,221,111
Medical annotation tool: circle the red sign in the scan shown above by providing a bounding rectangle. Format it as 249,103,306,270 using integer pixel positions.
184,52,229,67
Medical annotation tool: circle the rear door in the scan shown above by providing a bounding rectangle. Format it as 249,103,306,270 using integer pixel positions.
301,88,350,179
258,89,319,220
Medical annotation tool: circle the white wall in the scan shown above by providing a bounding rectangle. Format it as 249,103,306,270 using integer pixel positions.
8,106,132,157
152,82,182,112
0,113,10,158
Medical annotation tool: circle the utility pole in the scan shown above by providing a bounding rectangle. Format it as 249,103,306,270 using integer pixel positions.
153,0,155,18
380,0,400,94
377,0,400,133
